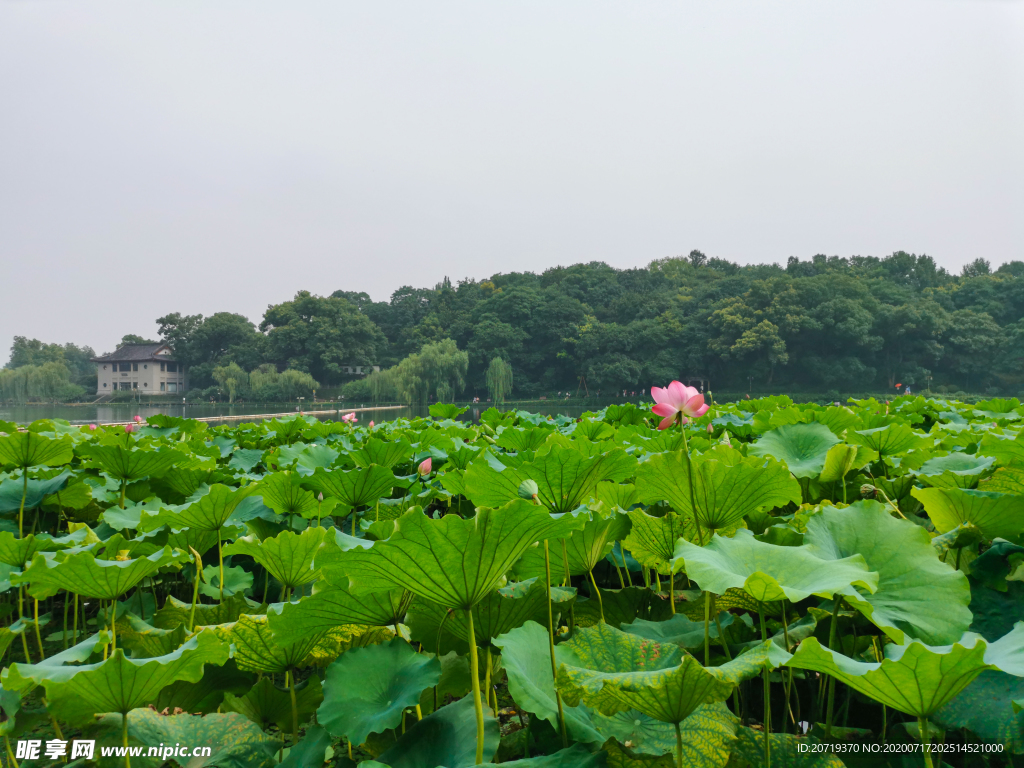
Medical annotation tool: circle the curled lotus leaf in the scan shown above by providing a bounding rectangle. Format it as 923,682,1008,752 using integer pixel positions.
803,500,971,644
81,443,184,481
624,509,689,576
14,546,190,600
0,471,72,514
514,510,631,582
339,500,584,610
1,630,111,694
305,464,395,508
592,703,736,762
268,583,410,645
912,486,1024,541
318,637,441,746
153,592,266,629
221,675,323,732
348,437,415,469
786,623,1024,718
0,431,74,469
912,453,996,489
673,529,879,604
254,471,319,517
211,613,327,673
223,527,326,589
850,423,928,455
374,694,500,768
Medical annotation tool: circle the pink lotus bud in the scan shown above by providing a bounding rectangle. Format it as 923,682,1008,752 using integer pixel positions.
318,492,324,501
418,457,432,476
124,424,134,434
707,423,714,433
88,424,97,431
369,421,375,428
133,415,143,423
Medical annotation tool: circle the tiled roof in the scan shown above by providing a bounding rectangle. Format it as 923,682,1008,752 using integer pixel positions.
91,344,175,363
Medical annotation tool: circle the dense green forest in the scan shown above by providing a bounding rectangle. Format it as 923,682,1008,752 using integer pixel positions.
5,251,1024,402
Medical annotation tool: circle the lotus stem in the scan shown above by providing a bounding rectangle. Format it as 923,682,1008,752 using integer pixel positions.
110,600,118,653
674,721,684,768
217,529,225,602
72,592,78,646
33,598,45,660
678,419,704,547
122,711,131,768
759,610,771,768
612,557,625,589
619,546,633,587
189,548,202,632
18,471,27,538
714,611,742,713
703,590,711,666
781,601,795,731
669,570,675,614
587,569,605,623
465,609,486,765
287,669,299,744
560,540,571,587
415,704,423,721
825,598,842,739
543,540,569,748
4,734,19,768
955,547,963,572
918,716,934,768
120,478,126,510
484,646,492,708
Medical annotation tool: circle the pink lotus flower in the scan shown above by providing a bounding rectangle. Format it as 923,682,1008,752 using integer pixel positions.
369,421,374,428
418,457,432,476
133,415,143,424
650,381,709,430
341,412,358,424
124,424,134,434
88,424,97,431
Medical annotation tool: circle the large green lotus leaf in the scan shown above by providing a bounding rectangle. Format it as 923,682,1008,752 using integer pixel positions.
593,482,642,512
982,467,1024,495
221,675,323,732
515,511,631,582
279,724,332,768
227,448,265,473
933,669,1024,754
620,613,731,651
493,621,605,745
818,444,874,484
623,509,688,575
802,500,971,644
0,431,73,468
340,500,583,610
199,563,253,599
15,546,189,600
349,437,415,469
601,739,674,767
278,443,340,476
268,583,409,645
0,529,84,567
636,452,800,535
223,527,326,589
42,633,229,723
255,472,319,517
0,470,71,513
592,703,737,763
912,486,1024,540
306,465,395,508
374,694,500,768
99,708,276,768
673,529,878,604
81,443,184,480
786,628,1024,717
979,432,1024,467
574,586,673,630
160,482,260,532
748,423,839,478
479,744,606,767
153,592,265,629
465,445,636,514
728,726,843,768
1,630,111,693
497,426,554,453
850,423,927,455
211,614,327,673
318,637,441,745
913,452,995,489
556,623,766,724
115,614,188,658
408,578,561,654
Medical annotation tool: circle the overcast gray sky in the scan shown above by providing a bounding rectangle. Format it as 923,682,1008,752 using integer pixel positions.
1,0,1022,358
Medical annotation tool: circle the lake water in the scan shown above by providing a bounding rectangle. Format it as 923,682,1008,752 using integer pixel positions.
1,400,622,426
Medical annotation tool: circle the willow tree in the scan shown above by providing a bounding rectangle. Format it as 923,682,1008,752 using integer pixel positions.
486,357,513,404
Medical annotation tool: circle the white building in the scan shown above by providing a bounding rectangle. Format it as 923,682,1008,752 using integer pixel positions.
92,344,186,395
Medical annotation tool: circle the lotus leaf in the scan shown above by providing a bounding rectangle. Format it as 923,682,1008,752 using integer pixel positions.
318,637,440,745
913,486,1024,540
374,694,500,768
592,704,736,763
850,423,927,455
673,529,879,604
81,443,183,480
624,509,689,575
515,511,631,582
224,527,326,589
349,437,415,469
306,464,395,508
0,431,73,469
0,470,71,513
15,546,189,600
255,471,320,517
341,500,583,610
222,675,323,732
748,422,839,478
269,583,409,644
213,613,326,672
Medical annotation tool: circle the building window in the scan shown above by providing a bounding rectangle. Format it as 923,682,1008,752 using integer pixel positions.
160,382,165,391
144,383,148,388
103,382,107,388
168,382,177,392
166,362,178,373
132,363,139,372
160,363,165,372
102,365,107,370
143,364,148,369
132,382,138,389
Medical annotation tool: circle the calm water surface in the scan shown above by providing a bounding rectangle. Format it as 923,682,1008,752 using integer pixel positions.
3,401,614,426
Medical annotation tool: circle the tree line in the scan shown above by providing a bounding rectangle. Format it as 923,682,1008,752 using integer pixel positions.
6,251,1024,403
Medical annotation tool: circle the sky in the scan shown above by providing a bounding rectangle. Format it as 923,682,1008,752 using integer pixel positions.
1,1,1022,358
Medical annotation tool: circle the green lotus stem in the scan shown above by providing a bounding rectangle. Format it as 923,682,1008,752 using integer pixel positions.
674,720,683,768
678,418,704,547
122,711,131,768
759,610,771,768
33,598,45,660
781,601,795,731
218,529,225,602
415,704,423,721
587,569,605,623
619,547,633,587
120,478,126,510
703,590,711,666
287,669,299,744
668,570,676,615
825,598,842,739
654,570,661,593
955,547,962,572
465,608,486,765
4,734,19,768
543,540,569,748
72,592,79,645
918,716,934,768
189,548,203,632
612,557,625,589
63,591,69,649
714,612,741,714
484,647,492,708
110,600,118,652
560,540,571,587
18,470,27,538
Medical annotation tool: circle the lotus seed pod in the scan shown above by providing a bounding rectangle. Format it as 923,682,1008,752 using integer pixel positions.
518,479,540,500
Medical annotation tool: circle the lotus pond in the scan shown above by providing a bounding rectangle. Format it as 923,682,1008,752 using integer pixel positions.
1,394,1024,768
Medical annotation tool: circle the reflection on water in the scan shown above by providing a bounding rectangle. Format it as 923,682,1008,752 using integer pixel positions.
1,400,622,427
